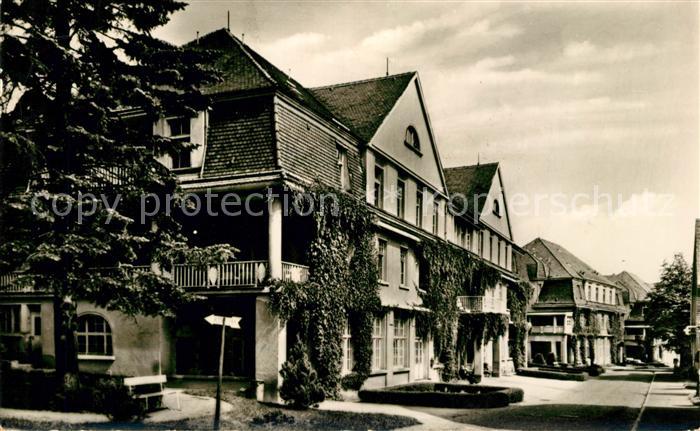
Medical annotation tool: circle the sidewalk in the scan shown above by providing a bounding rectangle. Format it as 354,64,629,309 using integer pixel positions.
318,399,491,430
645,375,697,409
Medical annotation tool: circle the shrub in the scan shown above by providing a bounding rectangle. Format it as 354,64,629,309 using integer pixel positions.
340,372,367,391
533,353,546,365
587,364,605,377
92,379,146,421
279,340,325,409
546,352,556,366
251,410,295,426
517,368,587,381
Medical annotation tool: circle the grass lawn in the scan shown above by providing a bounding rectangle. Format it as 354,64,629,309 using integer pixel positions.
0,389,419,430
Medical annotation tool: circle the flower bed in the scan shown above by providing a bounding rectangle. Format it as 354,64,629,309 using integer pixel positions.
358,383,524,408
517,368,587,381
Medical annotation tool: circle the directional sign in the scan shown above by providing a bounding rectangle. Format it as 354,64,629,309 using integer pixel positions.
205,314,241,329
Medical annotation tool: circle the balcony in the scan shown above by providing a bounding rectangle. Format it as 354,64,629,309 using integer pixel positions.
0,260,309,293
456,296,508,314
530,325,565,334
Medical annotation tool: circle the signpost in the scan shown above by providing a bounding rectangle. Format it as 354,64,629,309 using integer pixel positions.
205,314,241,430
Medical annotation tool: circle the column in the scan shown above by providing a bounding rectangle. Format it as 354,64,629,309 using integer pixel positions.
255,297,287,403
268,197,282,280
561,336,568,364
583,337,590,365
492,336,502,377
474,339,484,376
573,336,581,365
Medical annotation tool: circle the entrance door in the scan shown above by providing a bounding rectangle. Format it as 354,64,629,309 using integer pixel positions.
413,338,426,380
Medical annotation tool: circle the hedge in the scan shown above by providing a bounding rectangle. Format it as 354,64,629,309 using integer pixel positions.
536,365,587,375
517,368,587,381
358,383,524,408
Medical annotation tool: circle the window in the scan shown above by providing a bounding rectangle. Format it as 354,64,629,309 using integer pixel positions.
478,232,484,257
396,178,405,219
374,165,384,209
493,199,501,217
492,235,498,262
415,339,424,364
595,287,599,302
432,201,439,235
167,117,192,169
400,248,408,287
416,189,423,227
338,148,351,191
404,126,420,151
466,229,471,250
393,317,408,368
497,238,501,265
33,316,41,336
377,239,388,282
0,305,20,334
372,317,386,370
77,314,113,357
342,319,353,373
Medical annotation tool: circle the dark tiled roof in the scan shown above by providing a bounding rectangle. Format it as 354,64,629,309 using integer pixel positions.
188,29,338,127
444,163,499,217
524,238,614,286
607,271,653,303
309,72,416,142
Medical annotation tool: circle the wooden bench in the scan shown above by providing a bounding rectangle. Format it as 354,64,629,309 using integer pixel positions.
123,374,181,411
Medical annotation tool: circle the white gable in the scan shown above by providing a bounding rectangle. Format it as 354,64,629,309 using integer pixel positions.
368,78,446,194
479,167,513,240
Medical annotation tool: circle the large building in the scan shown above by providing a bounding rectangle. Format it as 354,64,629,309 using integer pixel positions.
0,29,522,401
521,238,627,365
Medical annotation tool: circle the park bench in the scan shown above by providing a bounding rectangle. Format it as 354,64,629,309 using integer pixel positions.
123,374,181,411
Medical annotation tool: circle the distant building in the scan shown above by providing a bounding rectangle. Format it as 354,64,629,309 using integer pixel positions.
521,238,627,365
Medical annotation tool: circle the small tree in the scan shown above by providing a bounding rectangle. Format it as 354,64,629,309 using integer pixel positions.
646,253,692,366
279,338,325,409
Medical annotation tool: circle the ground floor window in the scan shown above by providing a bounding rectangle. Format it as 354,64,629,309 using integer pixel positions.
415,339,424,364
0,305,20,334
372,317,386,370
77,314,113,357
342,318,353,373
393,317,408,368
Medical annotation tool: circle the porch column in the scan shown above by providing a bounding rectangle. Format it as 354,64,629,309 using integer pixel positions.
255,297,286,403
561,336,568,364
474,339,484,376
268,197,283,280
583,337,590,365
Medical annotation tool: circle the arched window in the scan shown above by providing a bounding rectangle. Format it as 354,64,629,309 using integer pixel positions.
493,199,501,216
77,314,113,357
404,126,420,151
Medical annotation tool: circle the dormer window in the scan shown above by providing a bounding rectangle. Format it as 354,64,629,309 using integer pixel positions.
493,199,501,217
167,117,192,170
404,126,420,152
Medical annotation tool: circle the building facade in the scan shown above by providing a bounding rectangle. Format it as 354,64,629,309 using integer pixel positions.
521,238,627,366
0,28,522,401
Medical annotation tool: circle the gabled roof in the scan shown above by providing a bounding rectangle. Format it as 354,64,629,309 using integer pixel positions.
309,72,416,142
188,29,339,128
606,271,653,303
444,163,499,217
524,238,614,286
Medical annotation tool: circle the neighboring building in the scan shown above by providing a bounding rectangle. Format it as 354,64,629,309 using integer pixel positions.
0,28,524,401
443,163,520,377
606,271,663,363
521,238,627,365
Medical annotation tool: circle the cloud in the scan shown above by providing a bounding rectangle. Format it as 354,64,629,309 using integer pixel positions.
564,40,659,63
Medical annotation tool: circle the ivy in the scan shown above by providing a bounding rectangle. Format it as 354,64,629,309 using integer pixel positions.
507,280,533,369
417,238,504,380
456,313,509,358
609,312,624,363
269,184,380,398
573,308,600,336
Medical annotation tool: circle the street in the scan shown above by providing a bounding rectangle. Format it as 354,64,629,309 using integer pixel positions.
407,369,700,430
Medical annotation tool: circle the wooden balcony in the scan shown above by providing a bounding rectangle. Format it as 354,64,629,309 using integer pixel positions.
456,295,508,314
0,260,310,293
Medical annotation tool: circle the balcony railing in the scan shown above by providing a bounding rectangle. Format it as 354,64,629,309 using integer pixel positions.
530,325,565,334
456,296,507,314
0,260,310,292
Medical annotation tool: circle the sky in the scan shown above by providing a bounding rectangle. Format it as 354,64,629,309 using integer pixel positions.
155,1,699,282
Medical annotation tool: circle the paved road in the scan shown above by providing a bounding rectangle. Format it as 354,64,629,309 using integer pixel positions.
408,369,700,430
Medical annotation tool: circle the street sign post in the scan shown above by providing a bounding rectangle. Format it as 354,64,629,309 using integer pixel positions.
205,314,241,430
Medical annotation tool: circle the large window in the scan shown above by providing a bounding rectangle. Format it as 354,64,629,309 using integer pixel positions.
342,319,353,373
167,117,192,169
396,178,405,219
400,247,408,287
404,126,420,151
416,188,423,227
372,317,386,370
432,201,439,235
338,148,351,191
0,305,20,334
377,239,388,282
77,314,113,357
374,165,384,209
393,317,408,368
